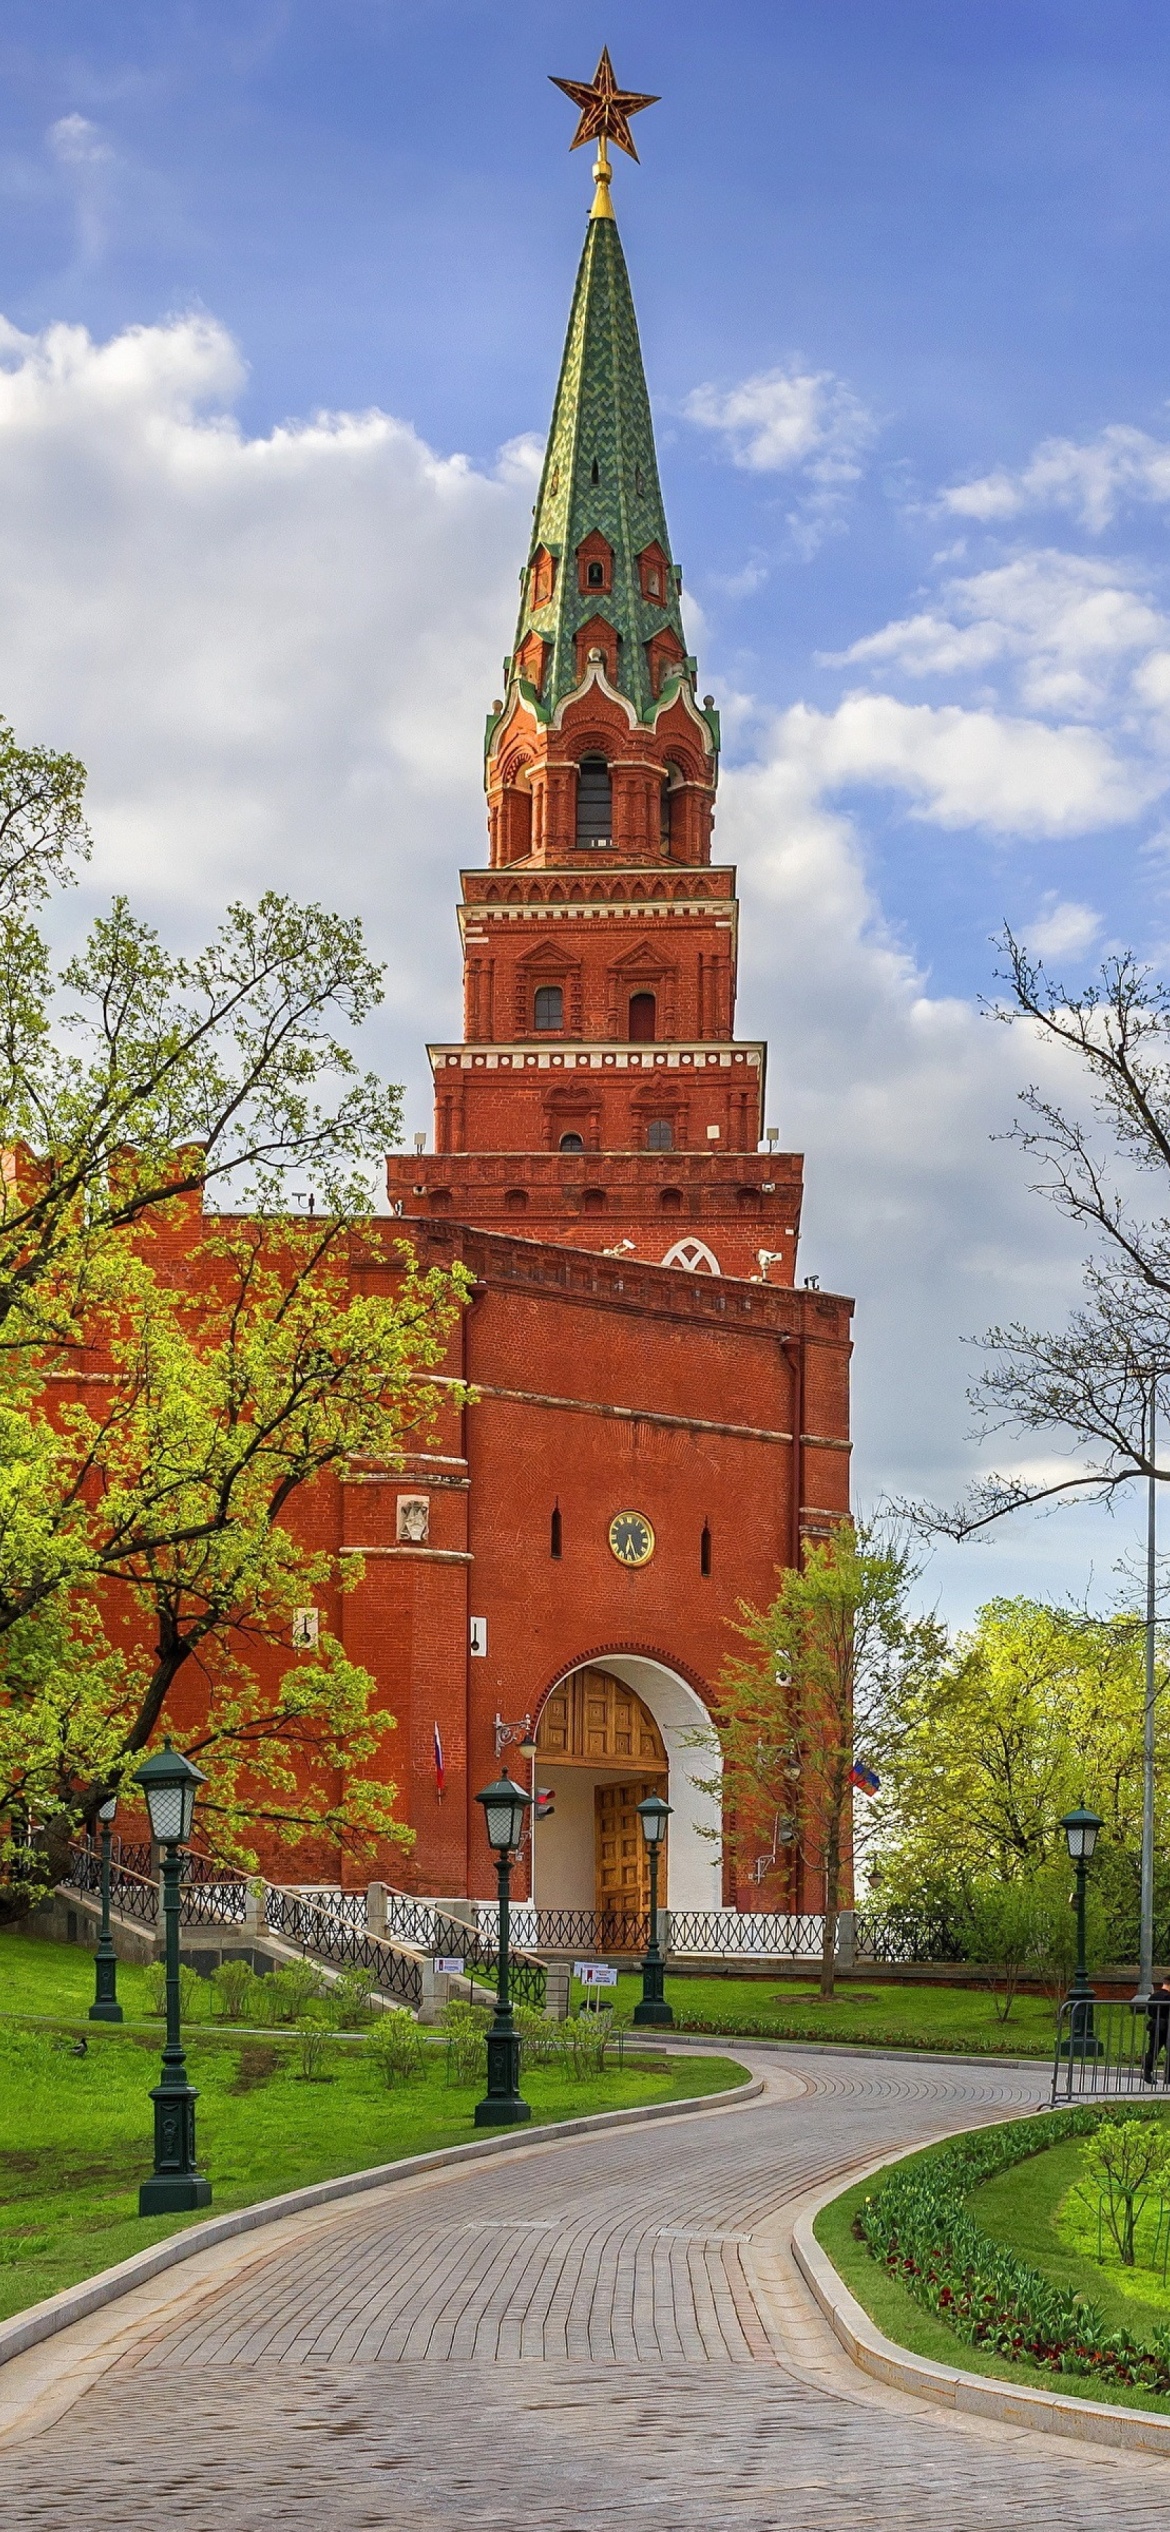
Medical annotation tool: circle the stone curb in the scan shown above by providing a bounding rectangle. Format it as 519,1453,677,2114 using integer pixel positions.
792,2160,1170,2457
0,2067,761,2373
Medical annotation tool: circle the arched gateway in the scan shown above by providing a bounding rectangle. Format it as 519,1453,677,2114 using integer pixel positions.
529,1660,721,1916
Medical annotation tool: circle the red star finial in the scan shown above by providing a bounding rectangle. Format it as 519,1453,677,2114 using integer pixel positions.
550,47,659,164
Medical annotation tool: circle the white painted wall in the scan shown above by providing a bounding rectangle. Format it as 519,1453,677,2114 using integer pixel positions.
528,1764,595,1910
601,1657,723,1912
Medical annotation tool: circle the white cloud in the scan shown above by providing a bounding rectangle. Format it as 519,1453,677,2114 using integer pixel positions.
684,362,876,550
0,311,532,1056
830,551,1165,718
718,726,1096,1594
1025,898,1103,959
774,690,1149,836
943,424,1170,533
48,115,113,169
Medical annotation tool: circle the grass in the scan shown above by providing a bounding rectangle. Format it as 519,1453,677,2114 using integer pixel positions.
0,1938,747,2328
813,2127,1170,2419
973,2133,1170,2326
577,1970,1059,2056
1,1932,161,2023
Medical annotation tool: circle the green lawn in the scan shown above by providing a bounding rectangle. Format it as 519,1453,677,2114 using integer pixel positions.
973,2132,1170,2328
1,1931,161,2023
581,1971,1058,2056
0,1938,746,2327
813,2126,1170,2418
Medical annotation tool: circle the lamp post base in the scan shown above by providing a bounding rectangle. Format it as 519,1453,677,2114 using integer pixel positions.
473,2094,532,2126
474,2026,531,2126
632,1996,675,2026
89,1999,125,2024
139,2171,213,2215
633,1949,674,2028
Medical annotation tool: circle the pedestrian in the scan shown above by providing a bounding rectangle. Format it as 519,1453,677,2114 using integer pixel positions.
1141,1982,1170,2083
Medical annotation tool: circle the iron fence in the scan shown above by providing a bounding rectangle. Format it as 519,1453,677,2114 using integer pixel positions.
66,1845,159,1926
499,1904,646,1956
114,1839,154,1876
855,1907,968,1966
434,1906,547,2009
263,1884,423,2010
1051,1996,1170,2103
669,1907,826,1959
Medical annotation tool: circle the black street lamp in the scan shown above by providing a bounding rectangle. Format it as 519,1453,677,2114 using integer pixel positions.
1059,1802,1104,2058
474,1768,532,2127
633,1792,674,2028
134,1741,213,2214
88,1794,123,2025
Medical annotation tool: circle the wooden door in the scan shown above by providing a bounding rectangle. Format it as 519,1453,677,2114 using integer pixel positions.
594,1778,666,1924
539,1669,667,1769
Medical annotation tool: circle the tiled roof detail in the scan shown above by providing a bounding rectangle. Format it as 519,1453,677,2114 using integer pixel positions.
513,210,687,722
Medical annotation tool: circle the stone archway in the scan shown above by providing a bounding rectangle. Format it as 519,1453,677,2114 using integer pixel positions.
530,1655,721,1916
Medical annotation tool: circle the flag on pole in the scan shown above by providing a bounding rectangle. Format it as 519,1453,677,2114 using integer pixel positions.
849,1761,880,1797
433,1722,445,1801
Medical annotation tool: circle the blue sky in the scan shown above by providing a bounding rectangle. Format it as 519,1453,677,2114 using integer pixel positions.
3,1,1170,1621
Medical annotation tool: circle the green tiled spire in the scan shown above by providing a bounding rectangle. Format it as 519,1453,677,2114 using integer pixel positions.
511,209,688,722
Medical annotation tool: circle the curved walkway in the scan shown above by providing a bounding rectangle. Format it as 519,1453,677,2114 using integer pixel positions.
4,2047,1168,2526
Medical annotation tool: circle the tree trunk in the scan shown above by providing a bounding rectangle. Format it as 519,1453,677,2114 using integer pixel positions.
820,1826,843,2000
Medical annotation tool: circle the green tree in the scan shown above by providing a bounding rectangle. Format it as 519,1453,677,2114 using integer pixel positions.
878,1598,1163,1961
696,1522,945,1998
0,714,466,1909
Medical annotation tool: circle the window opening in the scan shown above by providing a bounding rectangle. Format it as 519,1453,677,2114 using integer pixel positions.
646,1119,673,1152
576,756,612,849
559,1131,585,1153
586,559,604,587
629,991,656,1043
591,457,600,485
550,1504,562,1559
534,983,563,1030
700,1522,712,1577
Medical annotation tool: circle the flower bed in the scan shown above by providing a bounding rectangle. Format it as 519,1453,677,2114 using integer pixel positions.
859,2107,1170,2395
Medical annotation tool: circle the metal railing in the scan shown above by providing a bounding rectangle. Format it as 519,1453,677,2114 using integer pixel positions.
855,1907,968,1965
481,1901,834,1962
432,1905,547,2010
262,1884,423,2010
496,1904,647,1956
1051,1995,1170,2102
66,1845,159,1926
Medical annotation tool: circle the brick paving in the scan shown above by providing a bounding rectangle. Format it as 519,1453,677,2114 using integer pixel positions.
5,2049,1169,2526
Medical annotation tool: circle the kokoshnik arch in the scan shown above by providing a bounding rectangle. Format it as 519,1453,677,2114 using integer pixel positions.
170,57,854,1919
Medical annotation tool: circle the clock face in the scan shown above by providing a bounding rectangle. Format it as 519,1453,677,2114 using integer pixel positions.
608,1509,655,1568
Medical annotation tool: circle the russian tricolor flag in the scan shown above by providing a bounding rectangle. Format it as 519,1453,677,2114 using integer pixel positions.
433,1722,445,1801
849,1761,880,1797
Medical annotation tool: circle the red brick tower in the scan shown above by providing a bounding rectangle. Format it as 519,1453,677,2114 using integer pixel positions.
386,136,802,1286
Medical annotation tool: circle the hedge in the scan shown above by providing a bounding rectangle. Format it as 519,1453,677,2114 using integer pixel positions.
858,2106,1170,2395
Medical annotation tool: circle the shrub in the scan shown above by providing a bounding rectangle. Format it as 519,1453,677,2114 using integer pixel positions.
560,2009,628,2077
857,2104,1170,2391
1078,2118,1170,2266
441,1998,490,2085
264,1960,326,2025
211,1958,262,2022
298,2023,335,2081
367,2007,425,2084
145,1961,206,2022
328,1967,375,2029
514,2003,563,2069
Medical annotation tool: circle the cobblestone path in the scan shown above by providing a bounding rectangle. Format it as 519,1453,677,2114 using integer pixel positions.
4,2048,1167,2528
